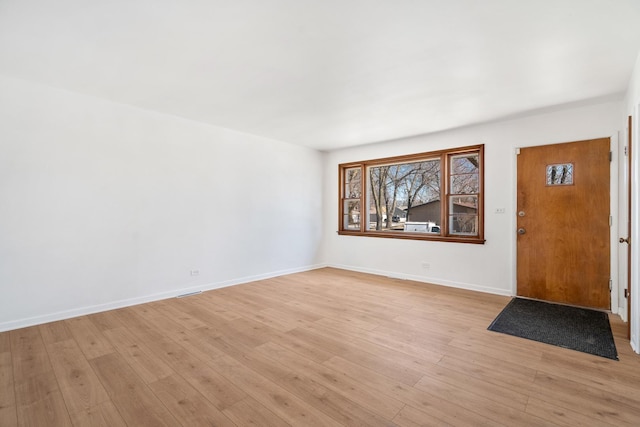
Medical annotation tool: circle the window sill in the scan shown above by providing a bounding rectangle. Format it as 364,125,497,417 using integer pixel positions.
337,230,485,244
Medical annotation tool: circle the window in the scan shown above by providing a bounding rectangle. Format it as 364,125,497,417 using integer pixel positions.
338,145,484,243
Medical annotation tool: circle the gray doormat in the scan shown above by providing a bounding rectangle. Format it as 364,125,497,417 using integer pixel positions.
488,298,618,360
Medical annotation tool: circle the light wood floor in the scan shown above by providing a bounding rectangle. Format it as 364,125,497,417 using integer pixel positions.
2,267,640,426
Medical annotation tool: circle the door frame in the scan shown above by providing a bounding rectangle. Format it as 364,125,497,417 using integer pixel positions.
513,134,619,313
631,107,640,353
626,115,632,337
619,118,632,334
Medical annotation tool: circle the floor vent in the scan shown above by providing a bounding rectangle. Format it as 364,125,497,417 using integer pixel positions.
176,290,202,298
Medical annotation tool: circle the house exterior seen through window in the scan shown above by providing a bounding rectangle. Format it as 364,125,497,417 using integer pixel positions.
338,145,484,244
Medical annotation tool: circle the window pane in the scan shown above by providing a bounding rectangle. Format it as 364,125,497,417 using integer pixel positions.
343,200,360,230
449,195,478,235
344,167,361,198
450,153,479,194
451,175,479,194
368,160,440,232
451,154,479,174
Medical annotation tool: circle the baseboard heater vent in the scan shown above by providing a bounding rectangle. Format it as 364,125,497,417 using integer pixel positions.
176,290,202,298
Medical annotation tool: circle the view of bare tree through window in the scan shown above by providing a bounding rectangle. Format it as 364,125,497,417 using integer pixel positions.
343,168,361,229
449,153,479,235
368,159,440,231
339,145,483,243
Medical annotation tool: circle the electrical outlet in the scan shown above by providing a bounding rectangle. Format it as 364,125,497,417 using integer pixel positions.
494,208,506,214
421,262,430,270
190,269,200,276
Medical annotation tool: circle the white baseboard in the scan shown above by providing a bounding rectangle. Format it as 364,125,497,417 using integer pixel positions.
0,263,326,332
617,306,628,322
631,335,639,354
328,263,512,297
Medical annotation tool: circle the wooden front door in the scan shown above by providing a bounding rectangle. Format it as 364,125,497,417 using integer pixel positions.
517,138,611,309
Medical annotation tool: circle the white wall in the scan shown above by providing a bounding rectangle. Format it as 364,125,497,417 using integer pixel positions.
624,52,640,353
322,99,622,298
0,75,324,331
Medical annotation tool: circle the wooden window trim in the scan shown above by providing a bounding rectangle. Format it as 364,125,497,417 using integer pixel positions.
338,144,485,244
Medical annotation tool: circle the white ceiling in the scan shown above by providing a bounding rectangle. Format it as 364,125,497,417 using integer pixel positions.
1,0,639,151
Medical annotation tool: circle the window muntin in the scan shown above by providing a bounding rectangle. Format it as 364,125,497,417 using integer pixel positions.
338,145,484,243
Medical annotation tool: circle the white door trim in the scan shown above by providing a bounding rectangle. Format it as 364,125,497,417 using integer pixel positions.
618,128,630,322
631,106,640,354
611,133,620,316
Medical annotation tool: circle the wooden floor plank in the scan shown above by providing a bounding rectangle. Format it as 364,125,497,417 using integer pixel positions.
435,352,535,397
314,314,379,332
255,341,405,420
3,267,640,426
525,397,619,427
10,326,73,426
0,352,17,427
220,317,275,349
322,355,501,427
102,327,174,384
165,355,247,412
39,321,73,345
528,370,640,425
302,321,437,383
167,328,228,362
447,334,543,369
537,349,640,395
418,360,529,411
212,353,344,427
14,371,59,407
64,316,114,360
193,293,247,322
439,347,538,382
414,373,553,426
69,401,127,427
222,396,290,427
148,300,208,330
0,332,10,353
227,345,396,427
45,339,110,414
87,311,126,333
10,326,51,381
393,404,455,427
165,297,231,328
14,370,72,427
0,406,17,427
132,332,247,411
16,390,72,427
148,374,237,427
89,352,179,427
